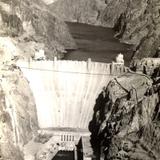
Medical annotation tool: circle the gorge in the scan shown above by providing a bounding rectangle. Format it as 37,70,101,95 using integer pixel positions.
0,0,160,160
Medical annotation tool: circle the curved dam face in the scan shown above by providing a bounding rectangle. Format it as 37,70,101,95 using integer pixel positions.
17,59,126,129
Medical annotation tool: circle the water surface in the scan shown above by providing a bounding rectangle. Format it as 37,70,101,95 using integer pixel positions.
64,22,133,66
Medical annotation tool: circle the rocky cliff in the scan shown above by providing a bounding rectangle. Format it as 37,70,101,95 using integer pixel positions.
0,0,77,159
89,70,160,160
49,0,106,25
50,0,160,59
0,0,76,61
100,0,160,59
0,65,38,160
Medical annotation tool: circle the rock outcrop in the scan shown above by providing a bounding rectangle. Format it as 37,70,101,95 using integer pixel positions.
0,65,38,160
100,0,160,59
90,70,160,160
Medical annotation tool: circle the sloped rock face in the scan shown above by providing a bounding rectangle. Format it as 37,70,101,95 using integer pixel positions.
90,71,160,160
0,0,76,61
49,0,107,25
0,65,38,160
98,0,160,59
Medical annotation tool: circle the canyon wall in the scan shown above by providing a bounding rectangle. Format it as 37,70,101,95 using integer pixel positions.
90,70,160,160
0,0,76,61
49,0,106,25
100,0,160,59
0,65,38,160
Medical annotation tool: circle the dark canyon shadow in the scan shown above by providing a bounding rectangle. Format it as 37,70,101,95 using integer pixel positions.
88,88,109,160
52,151,74,160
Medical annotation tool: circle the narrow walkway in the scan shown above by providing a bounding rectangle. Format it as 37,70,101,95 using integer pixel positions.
64,22,133,66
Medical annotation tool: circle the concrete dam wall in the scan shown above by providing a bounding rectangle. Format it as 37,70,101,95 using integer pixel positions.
17,59,126,129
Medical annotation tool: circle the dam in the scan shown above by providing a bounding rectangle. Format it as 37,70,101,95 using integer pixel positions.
1,0,160,159
15,22,131,160
17,58,126,130
17,57,127,159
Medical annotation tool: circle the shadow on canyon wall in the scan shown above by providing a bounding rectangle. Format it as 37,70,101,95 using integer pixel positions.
88,69,160,160
88,88,108,159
